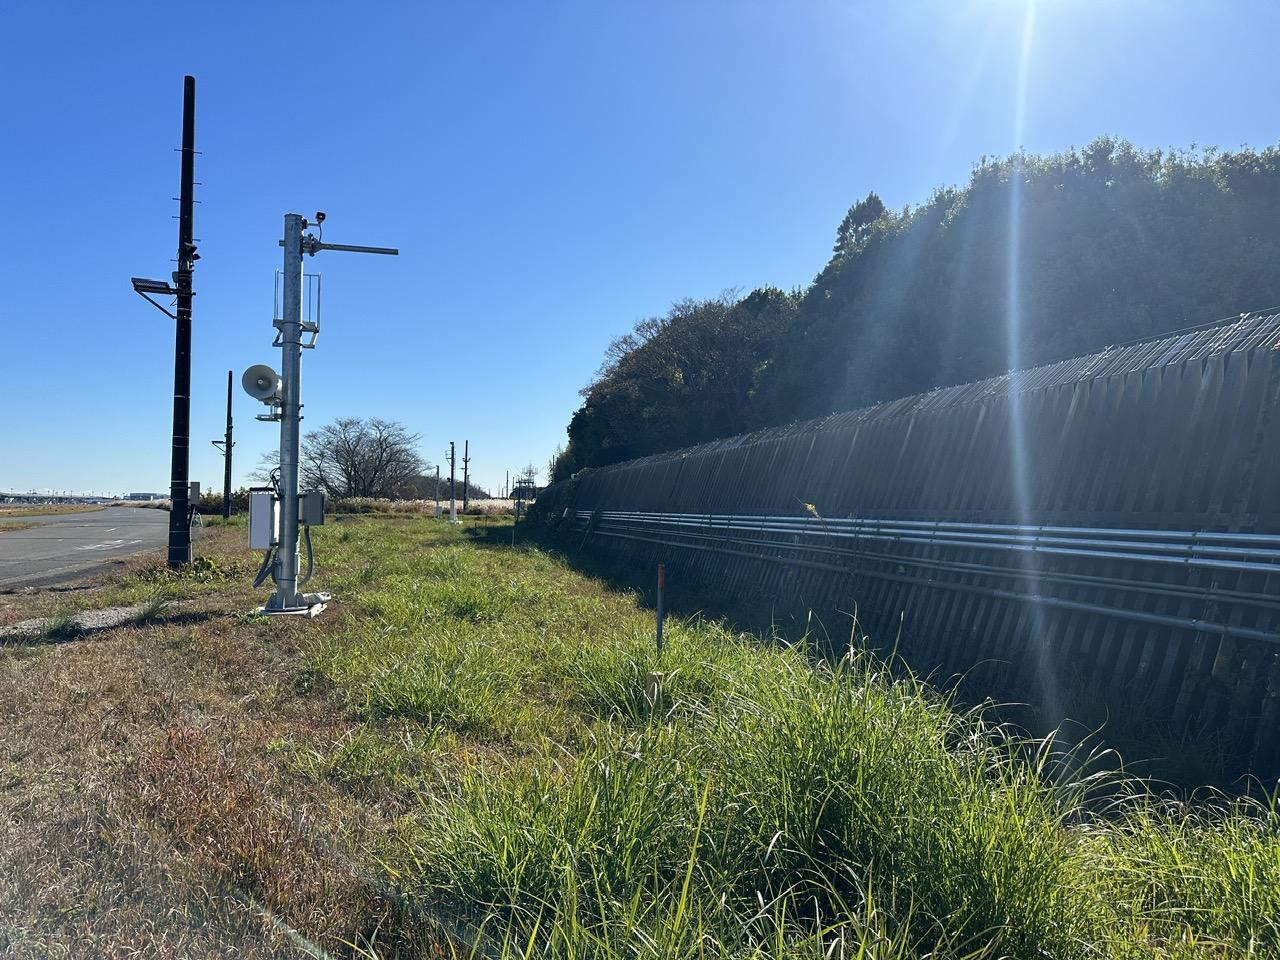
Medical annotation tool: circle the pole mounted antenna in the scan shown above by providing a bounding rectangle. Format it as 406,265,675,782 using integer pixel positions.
246,212,398,616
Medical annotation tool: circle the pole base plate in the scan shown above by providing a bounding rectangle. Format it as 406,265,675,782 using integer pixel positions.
257,591,332,618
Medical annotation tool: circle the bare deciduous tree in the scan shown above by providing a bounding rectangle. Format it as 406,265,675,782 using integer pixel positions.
254,417,427,499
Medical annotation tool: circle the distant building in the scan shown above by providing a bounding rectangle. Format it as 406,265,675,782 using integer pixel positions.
126,492,164,501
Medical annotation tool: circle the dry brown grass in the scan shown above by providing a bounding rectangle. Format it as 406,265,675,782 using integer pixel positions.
0,525,440,957
336,496,516,516
0,503,105,517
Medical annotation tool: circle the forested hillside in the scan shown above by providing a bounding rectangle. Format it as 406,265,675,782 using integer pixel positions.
553,138,1280,480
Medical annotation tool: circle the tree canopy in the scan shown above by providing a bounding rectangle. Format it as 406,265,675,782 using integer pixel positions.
553,288,801,480
254,417,429,499
553,138,1280,480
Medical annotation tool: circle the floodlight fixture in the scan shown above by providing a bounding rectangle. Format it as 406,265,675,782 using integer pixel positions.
131,276,181,320
131,277,178,295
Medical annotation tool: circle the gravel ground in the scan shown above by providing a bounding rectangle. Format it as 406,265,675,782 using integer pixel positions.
0,604,146,640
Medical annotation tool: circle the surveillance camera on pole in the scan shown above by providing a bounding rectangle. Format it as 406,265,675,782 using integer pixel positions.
243,212,397,616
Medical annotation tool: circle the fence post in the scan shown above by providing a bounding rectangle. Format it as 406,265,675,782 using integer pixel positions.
656,563,666,654
646,563,666,711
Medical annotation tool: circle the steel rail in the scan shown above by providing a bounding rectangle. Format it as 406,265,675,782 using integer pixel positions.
585,511,1280,553
577,511,1280,576
586,510,1280,546
591,519,1280,614
577,521,1280,647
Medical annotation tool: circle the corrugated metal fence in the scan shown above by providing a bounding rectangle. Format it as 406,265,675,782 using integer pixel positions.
561,312,1280,778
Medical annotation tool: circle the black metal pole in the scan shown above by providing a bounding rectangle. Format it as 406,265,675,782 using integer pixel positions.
167,75,196,567
449,442,456,507
462,440,470,511
222,369,233,519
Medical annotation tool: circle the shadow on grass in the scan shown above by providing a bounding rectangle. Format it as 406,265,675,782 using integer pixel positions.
466,525,1248,793
465,524,856,651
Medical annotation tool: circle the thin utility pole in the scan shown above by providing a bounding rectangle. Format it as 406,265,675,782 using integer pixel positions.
462,440,470,511
448,442,458,523
505,470,509,500
214,369,233,519
167,75,197,567
434,464,441,515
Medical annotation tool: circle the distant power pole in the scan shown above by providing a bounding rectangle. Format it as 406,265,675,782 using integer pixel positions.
448,441,458,523
434,464,441,514
221,370,233,518
505,470,509,500
211,369,234,519
462,440,470,510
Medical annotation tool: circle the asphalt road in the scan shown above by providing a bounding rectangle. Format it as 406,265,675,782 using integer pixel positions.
0,507,170,589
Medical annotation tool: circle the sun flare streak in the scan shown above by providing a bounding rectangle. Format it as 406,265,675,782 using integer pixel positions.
1004,0,1066,725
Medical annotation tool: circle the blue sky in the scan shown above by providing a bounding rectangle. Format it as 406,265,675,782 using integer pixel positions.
2,1,1277,496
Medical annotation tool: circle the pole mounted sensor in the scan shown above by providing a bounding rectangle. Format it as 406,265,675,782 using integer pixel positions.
246,213,398,617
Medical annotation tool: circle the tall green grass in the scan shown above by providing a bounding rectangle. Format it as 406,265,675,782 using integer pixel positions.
304,519,1279,959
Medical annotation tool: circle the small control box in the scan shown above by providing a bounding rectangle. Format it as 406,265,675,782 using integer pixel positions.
248,487,279,549
301,490,325,526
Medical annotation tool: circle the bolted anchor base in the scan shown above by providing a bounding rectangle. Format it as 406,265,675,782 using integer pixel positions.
257,591,332,618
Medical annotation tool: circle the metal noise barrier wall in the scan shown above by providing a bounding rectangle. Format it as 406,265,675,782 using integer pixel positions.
565,312,1280,779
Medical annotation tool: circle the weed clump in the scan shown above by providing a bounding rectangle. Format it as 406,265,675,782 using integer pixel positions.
38,609,80,642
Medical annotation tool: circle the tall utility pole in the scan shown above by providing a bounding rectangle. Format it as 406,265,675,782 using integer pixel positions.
131,78,197,565
259,213,397,613
129,76,202,567
434,464,441,515
448,442,458,523
167,76,197,566
462,440,470,510
129,78,198,561
211,369,234,519
273,213,307,610
505,470,509,500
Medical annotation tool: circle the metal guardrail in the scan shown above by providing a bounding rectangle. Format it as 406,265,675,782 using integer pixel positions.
565,314,1280,775
578,511,1280,573
575,510,1280,645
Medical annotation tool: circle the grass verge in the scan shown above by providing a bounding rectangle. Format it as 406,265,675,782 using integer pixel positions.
0,516,1275,958
0,503,105,517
